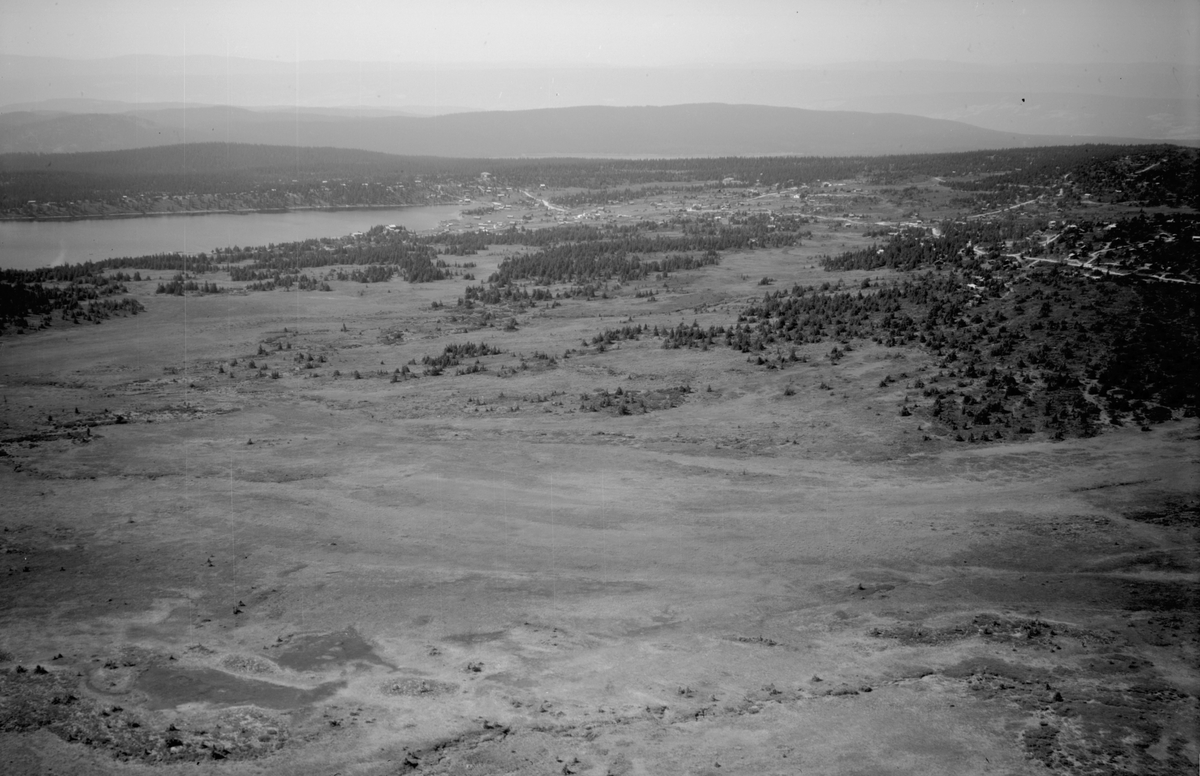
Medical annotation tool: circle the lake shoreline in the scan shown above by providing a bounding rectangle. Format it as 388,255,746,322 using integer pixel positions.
0,203,467,271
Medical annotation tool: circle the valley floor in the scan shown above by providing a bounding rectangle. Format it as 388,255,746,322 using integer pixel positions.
1,220,1197,775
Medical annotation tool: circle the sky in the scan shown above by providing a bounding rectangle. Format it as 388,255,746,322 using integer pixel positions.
3,0,1198,68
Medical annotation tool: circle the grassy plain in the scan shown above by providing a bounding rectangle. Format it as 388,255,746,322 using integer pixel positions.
2,188,1197,775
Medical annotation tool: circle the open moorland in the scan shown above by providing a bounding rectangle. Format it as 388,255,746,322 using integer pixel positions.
2,148,1198,775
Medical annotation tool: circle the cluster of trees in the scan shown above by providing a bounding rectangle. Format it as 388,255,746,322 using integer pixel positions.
156,278,223,295
427,219,799,291
821,218,1048,272
225,267,329,290
944,145,1199,209
457,281,608,307
217,227,446,284
341,265,396,284
419,341,505,376
821,210,1197,284
1,261,155,334
422,222,671,257
589,324,649,347
488,350,560,378
0,276,142,334
0,266,139,284
1066,147,1198,207
734,260,1197,437
489,248,722,286
578,320,737,354
578,385,693,415
461,284,555,306
3,254,216,281
289,350,327,370
1041,213,1199,278
590,320,737,352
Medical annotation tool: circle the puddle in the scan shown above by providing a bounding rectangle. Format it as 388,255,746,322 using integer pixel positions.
443,630,507,645
273,627,391,671
623,621,682,637
136,666,343,710
481,671,537,689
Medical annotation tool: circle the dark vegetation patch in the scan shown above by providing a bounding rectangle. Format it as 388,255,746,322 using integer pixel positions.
154,277,226,295
1084,549,1196,574
378,326,406,345
1016,683,1194,775
727,214,1199,439
943,145,1200,210
381,678,459,697
1125,498,1200,528
416,341,505,377
493,352,560,378
1131,612,1200,649
1022,722,1060,768
226,224,447,284
0,272,143,335
943,657,1194,776
871,615,1073,647
728,635,782,647
431,218,767,262
0,665,292,763
219,654,278,675
578,385,693,416
1116,578,1200,612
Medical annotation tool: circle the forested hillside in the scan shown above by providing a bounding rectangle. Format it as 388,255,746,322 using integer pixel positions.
5,143,1195,220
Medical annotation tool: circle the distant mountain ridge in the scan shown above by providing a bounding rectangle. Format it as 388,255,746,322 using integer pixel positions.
0,98,473,118
0,142,421,175
0,103,1162,158
3,55,1195,141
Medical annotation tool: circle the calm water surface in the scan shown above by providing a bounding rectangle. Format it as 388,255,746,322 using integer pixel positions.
0,205,465,270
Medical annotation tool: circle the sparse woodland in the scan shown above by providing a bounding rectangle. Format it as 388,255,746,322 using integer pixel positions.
2,145,1196,441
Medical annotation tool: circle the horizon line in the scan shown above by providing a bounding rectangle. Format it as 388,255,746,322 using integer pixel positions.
0,53,1190,69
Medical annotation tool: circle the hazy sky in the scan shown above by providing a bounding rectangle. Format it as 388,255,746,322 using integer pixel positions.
3,0,1197,67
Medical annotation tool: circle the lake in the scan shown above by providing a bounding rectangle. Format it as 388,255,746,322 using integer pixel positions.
0,204,466,271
